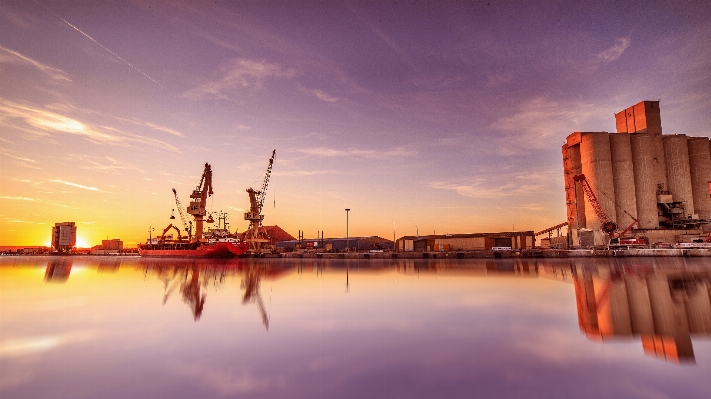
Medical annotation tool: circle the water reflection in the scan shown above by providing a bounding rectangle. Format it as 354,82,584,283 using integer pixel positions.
241,263,271,330
32,256,711,364
572,258,711,364
44,258,73,283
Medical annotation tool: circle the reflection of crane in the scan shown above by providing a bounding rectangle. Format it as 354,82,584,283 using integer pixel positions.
573,174,640,239
188,163,213,242
171,188,193,240
244,150,276,253
160,265,206,321
241,265,270,330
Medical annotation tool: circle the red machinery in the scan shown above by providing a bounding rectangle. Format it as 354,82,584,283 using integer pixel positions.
573,174,645,245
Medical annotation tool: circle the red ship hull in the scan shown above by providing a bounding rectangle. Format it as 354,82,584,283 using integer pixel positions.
138,241,249,258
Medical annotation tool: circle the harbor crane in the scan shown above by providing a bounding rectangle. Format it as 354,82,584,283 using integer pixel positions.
244,150,276,253
187,163,213,242
171,188,192,241
573,174,644,245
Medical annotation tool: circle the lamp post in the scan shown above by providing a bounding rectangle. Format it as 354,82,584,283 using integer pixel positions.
345,208,350,251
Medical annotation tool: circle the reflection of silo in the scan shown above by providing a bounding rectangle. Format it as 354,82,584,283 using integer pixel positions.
630,134,660,229
610,134,637,229
688,137,711,220
580,133,616,230
663,135,695,218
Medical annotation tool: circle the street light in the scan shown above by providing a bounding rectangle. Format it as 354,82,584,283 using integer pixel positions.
345,208,350,251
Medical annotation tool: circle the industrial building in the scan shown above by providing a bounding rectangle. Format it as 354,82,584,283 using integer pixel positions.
562,101,711,246
396,231,535,252
51,222,76,253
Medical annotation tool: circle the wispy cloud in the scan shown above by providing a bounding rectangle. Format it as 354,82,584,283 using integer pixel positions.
68,155,144,173
0,150,41,169
0,99,179,152
274,169,342,177
490,98,604,153
429,169,559,200
51,180,100,191
299,146,417,159
595,37,631,65
0,196,36,201
312,88,339,102
0,45,71,82
183,58,294,99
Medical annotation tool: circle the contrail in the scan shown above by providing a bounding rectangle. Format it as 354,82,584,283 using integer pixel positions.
33,0,163,88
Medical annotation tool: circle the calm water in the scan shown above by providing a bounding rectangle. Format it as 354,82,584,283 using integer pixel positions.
1,256,710,399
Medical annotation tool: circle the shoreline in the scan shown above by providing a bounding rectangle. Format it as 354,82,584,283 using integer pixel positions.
3,248,710,259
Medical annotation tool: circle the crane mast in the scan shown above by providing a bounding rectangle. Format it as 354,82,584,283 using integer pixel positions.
244,150,276,253
187,163,213,242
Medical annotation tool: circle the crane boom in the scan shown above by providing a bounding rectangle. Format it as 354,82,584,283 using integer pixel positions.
573,174,639,238
172,188,192,239
257,149,276,213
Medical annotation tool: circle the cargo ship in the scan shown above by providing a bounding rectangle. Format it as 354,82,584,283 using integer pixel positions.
137,240,249,258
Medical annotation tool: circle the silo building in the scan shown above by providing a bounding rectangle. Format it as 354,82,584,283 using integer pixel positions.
563,101,711,246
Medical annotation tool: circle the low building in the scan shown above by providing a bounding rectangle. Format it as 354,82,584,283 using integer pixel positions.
276,236,394,252
396,232,535,252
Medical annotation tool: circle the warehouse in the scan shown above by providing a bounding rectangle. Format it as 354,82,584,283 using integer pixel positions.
562,101,711,246
396,232,535,252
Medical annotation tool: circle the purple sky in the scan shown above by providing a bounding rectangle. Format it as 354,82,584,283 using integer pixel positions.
1,0,710,246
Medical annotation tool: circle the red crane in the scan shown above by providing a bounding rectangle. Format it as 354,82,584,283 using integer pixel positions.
573,174,639,239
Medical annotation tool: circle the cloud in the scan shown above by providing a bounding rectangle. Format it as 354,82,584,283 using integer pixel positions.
0,45,71,82
183,58,294,99
0,150,41,169
68,155,144,173
299,146,417,159
312,88,339,102
595,37,631,65
430,179,545,199
490,97,604,153
0,99,180,152
429,169,559,200
51,180,100,191
0,196,36,201
274,169,342,177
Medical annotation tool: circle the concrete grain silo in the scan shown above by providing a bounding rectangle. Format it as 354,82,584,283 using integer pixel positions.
688,137,711,220
563,100,709,246
630,133,660,229
609,134,638,230
663,135,695,218
563,134,586,230
580,132,617,230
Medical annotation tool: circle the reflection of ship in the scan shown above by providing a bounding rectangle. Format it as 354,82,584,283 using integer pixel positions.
45,258,73,283
138,163,249,258
573,259,711,364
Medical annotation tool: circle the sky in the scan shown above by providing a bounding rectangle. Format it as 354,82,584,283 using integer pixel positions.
1,0,710,247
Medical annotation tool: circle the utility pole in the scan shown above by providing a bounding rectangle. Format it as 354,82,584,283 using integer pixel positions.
345,208,350,251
